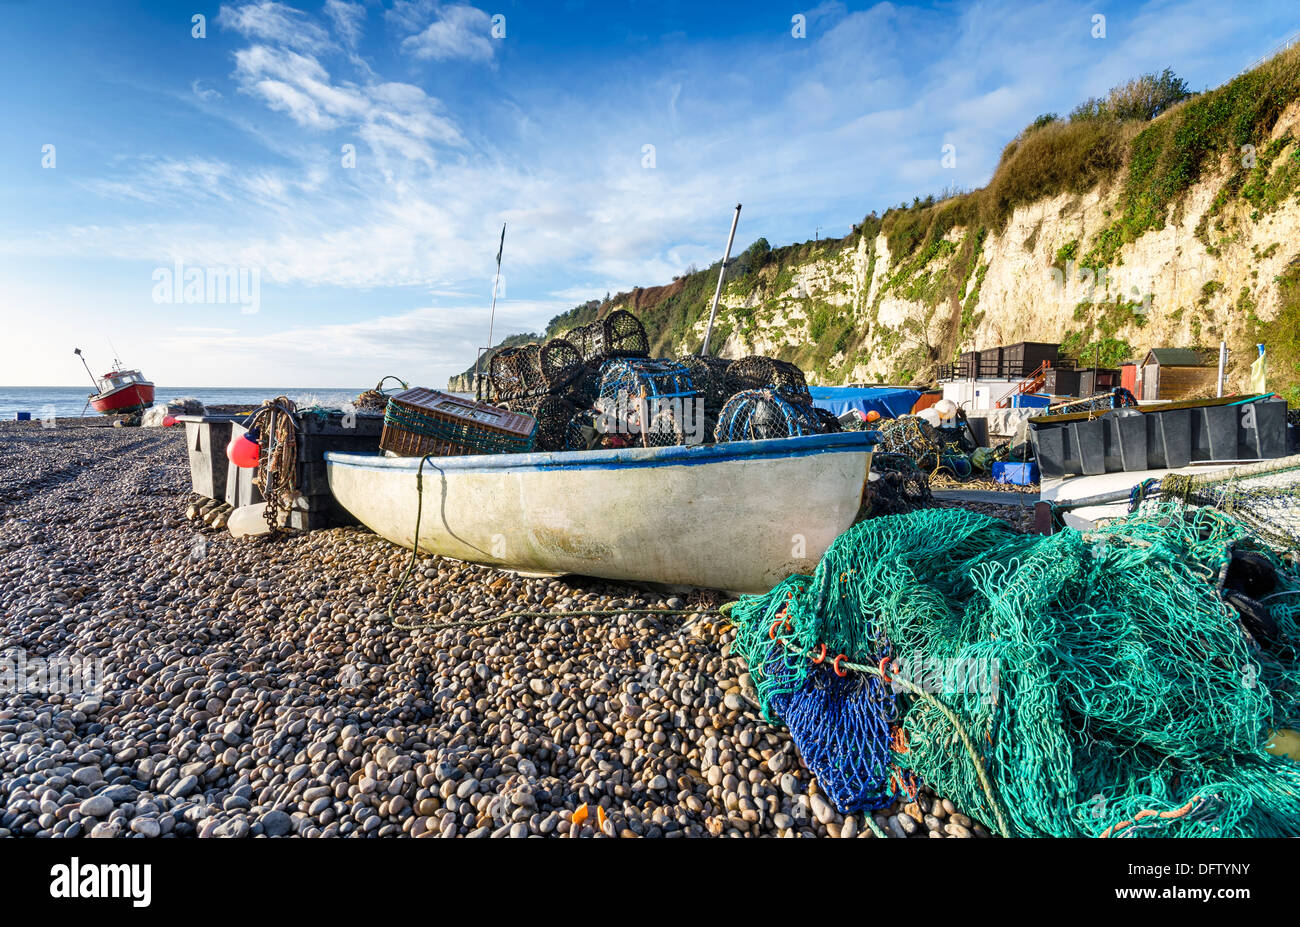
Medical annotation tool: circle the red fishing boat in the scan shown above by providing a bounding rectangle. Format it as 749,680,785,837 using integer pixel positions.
75,348,155,416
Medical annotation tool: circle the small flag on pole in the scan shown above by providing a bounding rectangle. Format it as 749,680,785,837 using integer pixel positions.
1250,343,1267,393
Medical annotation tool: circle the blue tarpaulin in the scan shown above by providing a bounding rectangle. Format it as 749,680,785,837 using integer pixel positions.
808,386,922,420
993,461,1039,485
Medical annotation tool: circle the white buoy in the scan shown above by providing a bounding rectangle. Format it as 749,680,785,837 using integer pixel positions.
227,503,274,537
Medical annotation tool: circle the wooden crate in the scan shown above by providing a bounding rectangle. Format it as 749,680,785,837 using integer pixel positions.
381,388,537,458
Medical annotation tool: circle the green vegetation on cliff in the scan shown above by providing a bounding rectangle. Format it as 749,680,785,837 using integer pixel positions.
1084,45,1300,268
1250,256,1300,404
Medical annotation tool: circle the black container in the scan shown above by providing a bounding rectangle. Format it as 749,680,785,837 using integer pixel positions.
1145,408,1191,470
1002,342,1060,378
1190,403,1237,461
1239,397,1287,459
1043,368,1081,397
1103,408,1146,472
1030,396,1288,481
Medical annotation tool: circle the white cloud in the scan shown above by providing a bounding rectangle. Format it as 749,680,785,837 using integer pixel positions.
191,79,223,102
216,1,333,52
324,0,366,49
399,4,495,63
228,41,464,163
80,158,235,204
10,0,1299,390
150,299,568,387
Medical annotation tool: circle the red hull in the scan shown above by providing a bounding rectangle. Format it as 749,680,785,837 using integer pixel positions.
91,382,155,415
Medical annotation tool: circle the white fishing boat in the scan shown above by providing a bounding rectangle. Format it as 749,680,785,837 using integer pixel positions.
325,431,875,593
1043,453,1300,546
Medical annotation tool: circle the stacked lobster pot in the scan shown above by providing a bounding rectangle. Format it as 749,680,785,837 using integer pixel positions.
480,309,657,451
491,338,587,451
714,355,841,442
568,358,703,450
564,308,653,413
473,307,840,452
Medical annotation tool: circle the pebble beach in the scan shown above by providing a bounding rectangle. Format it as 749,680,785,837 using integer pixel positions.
0,419,1003,839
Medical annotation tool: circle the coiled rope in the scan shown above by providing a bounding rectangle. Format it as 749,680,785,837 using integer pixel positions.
247,397,299,534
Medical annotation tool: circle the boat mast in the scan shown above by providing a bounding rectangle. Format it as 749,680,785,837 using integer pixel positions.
700,203,742,357
73,348,99,390
475,223,507,401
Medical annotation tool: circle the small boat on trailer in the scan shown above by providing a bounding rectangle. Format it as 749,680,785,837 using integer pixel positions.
75,348,155,416
325,431,876,594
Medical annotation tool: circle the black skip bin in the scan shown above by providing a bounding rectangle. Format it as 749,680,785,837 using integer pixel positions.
1030,396,1288,481
1146,407,1191,470
1240,399,1286,459
1103,408,1146,472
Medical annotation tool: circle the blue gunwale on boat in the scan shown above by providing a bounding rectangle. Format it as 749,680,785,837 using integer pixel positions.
326,430,879,475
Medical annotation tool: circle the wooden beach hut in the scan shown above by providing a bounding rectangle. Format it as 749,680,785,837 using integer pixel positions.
1140,348,1214,400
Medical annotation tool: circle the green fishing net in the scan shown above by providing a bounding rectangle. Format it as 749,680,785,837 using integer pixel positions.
728,505,1300,837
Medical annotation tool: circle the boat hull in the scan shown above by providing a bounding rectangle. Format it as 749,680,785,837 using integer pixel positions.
325,432,875,593
90,382,155,415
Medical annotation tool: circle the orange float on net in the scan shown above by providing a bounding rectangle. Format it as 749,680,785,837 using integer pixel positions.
889,769,919,802
891,726,910,754
811,643,827,665
832,654,848,677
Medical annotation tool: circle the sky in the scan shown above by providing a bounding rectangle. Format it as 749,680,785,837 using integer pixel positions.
1,0,1296,388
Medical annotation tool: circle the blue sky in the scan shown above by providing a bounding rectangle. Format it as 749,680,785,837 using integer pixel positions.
1,0,1296,388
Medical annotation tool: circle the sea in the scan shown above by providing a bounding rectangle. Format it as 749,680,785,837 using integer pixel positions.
0,386,370,419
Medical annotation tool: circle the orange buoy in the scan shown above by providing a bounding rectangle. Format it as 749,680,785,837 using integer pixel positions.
227,428,261,468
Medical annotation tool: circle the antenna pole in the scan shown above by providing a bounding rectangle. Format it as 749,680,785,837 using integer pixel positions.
476,223,507,401
700,203,742,357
